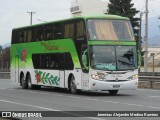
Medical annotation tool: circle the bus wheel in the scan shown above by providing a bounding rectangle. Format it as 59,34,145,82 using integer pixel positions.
108,90,118,95
26,74,33,89
69,76,80,94
21,74,27,89
26,74,41,89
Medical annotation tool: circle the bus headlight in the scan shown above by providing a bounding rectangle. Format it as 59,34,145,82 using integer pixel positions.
91,72,105,80
127,74,138,80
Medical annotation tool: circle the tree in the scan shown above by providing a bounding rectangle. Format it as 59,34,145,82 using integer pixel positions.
0,45,2,53
107,0,140,41
0,47,10,71
3,47,10,70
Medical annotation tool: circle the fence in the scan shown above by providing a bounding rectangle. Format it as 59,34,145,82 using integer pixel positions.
138,72,160,89
0,72,10,79
1,72,160,89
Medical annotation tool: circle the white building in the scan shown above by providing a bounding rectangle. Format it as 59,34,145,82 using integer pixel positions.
70,0,109,17
145,46,160,65
142,45,160,57
140,45,160,72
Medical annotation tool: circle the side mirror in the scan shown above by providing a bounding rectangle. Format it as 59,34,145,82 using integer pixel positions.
82,49,88,70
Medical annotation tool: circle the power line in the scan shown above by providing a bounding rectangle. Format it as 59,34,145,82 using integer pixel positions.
142,24,160,27
37,19,47,22
140,0,146,12
27,11,36,25
149,0,156,14
149,0,155,8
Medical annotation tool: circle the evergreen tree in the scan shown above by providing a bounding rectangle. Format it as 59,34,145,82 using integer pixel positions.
0,45,2,53
107,0,140,41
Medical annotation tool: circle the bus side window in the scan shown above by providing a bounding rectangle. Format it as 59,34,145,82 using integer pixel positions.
54,24,64,39
47,55,55,68
46,54,57,69
64,22,74,39
35,27,44,41
12,30,18,44
44,25,54,40
19,31,27,43
32,54,39,68
39,54,45,68
32,53,68,70
27,30,32,42
54,54,60,69
76,20,85,38
30,28,34,42
24,31,27,43
46,54,59,69
19,31,24,43
65,53,74,70
46,30,53,40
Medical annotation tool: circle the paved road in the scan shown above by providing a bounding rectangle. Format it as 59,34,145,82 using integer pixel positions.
0,79,160,120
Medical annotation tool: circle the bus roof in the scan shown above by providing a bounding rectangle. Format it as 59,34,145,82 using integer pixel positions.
13,14,129,30
76,14,129,20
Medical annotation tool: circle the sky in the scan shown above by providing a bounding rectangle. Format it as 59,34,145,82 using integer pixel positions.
0,0,160,46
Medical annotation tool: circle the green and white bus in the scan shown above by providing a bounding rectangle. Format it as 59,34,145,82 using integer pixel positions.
11,15,140,95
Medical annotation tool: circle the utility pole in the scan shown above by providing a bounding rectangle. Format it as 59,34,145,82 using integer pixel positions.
139,12,143,51
139,12,146,50
158,16,160,30
144,0,149,72
138,12,145,73
27,11,36,25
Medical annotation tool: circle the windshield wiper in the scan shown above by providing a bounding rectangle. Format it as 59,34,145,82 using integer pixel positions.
118,60,135,69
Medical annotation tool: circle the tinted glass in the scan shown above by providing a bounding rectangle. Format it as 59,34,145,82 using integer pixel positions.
87,19,135,41
90,46,137,71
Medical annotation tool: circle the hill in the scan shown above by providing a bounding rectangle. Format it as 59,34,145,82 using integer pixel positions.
2,43,11,48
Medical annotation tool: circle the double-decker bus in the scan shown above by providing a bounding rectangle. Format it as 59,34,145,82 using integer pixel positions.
11,15,140,95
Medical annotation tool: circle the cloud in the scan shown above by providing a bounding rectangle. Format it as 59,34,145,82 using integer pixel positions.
133,0,160,17
0,0,72,45
1,0,160,45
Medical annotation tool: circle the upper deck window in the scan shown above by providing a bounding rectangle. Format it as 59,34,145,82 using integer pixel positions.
87,19,135,41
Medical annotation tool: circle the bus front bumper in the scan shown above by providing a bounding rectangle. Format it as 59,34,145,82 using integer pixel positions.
89,79,138,91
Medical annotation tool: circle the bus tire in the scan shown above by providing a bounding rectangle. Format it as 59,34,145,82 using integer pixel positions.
69,76,81,94
108,90,118,95
21,73,27,89
26,74,33,89
26,74,41,89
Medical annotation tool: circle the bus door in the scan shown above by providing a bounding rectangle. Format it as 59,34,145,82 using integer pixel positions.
11,55,19,83
81,45,89,90
59,53,65,88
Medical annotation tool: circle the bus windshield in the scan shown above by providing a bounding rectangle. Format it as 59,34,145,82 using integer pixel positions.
90,46,137,71
87,19,135,41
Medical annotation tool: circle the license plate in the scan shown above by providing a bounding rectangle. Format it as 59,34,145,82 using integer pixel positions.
113,85,120,88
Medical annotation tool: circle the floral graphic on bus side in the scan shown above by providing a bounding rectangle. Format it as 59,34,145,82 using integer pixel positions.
34,70,60,86
21,50,27,61
17,47,27,62
36,73,41,83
